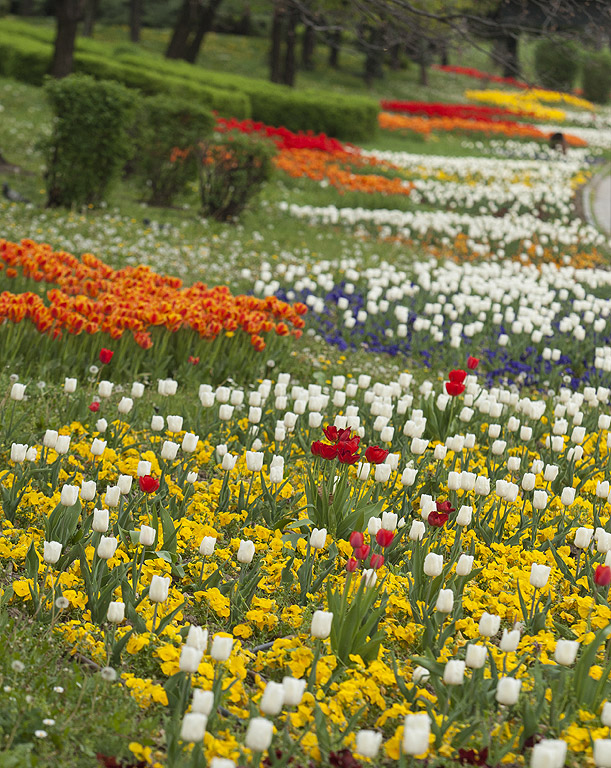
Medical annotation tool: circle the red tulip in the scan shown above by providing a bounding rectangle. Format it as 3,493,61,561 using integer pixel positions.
337,443,360,465
364,445,389,464
323,425,339,443
311,441,338,460
467,356,479,370
370,553,385,570
376,529,394,548
436,501,455,513
595,565,611,587
448,369,467,384
188,356,200,365
346,557,358,573
139,475,160,493
89,401,100,412
427,511,449,527
354,545,370,561
445,381,465,397
99,348,114,364
349,531,364,549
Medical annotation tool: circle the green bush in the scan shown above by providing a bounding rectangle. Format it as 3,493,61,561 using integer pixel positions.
582,50,611,104
134,95,214,206
0,32,50,85
534,38,580,92
199,132,276,220
43,74,137,208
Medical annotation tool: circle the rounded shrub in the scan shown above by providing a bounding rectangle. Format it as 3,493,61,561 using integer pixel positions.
534,38,579,91
198,132,276,221
582,50,611,104
43,74,136,208
134,95,214,206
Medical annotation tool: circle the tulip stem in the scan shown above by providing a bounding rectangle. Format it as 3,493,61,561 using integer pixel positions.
307,639,322,691
151,602,159,634
250,751,262,768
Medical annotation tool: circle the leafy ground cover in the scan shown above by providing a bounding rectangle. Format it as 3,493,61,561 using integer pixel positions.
2,33,611,768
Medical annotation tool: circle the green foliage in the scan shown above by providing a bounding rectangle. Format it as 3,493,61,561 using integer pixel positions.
134,95,214,207
582,50,611,104
198,132,276,221
43,74,136,208
534,38,579,92
0,32,50,85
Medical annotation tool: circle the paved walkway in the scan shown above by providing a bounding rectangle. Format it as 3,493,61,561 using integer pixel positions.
586,167,611,236
592,171,611,235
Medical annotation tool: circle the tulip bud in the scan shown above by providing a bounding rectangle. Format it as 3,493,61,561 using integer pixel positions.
118,397,133,415
43,540,62,564
456,554,474,576
412,665,430,683
64,377,77,393
131,382,145,398
401,467,417,486
554,639,579,666
10,443,27,463
435,589,454,614
355,730,383,759
166,415,183,433
575,527,594,549
192,689,214,716
465,644,487,669
60,484,79,507
260,681,285,716
137,460,152,477
245,716,274,751
500,629,520,653
43,430,58,449
402,713,430,756
97,536,118,560
594,740,611,768
161,440,179,461
381,511,398,531
367,516,382,536
149,574,170,603
522,473,536,492
530,740,567,768
444,659,465,685
107,601,125,623
116,474,132,495
25,447,37,461
180,646,203,674
496,677,521,705
151,415,164,431
246,451,264,472
98,381,113,398
478,612,501,637
186,625,208,652
311,610,333,639
139,525,156,547
530,563,551,588
602,702,611,727
182,433,199,453
423,553,443,577
104,486,121,508
237,540,255,563
92,508,109,533
309,528,327,549
282,676,306,707
409,520,425,541
81,480,97,502
199,536,216,556
210,635,233,661
456,506,473,527
533,490,548,510
96,418,108,433
270,465,284,484
10,383,26,400
180,712,207,742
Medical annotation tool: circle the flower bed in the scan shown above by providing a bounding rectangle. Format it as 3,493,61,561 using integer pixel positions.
434,64,531,89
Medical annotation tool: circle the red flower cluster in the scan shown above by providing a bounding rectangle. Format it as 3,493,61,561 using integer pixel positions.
595,564,611,587
139,475,160,494
467,356,479,370
434,65,531,89
428,500,455,527
364,445,388,464
215,117,347,153
99,347,114,364
445,369,467,397
380,100,520,122
311,427,361,464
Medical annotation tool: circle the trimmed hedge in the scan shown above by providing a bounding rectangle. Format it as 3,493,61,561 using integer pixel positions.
534,38,580,92
117,52,379,141
0,20,379,141
73,52,250,118
582,51,611,104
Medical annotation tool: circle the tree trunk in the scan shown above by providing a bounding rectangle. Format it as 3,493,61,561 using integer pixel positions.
440,41,449,66
20,0,34,15
130,0,143,43
166,0,197,59
82,0,98,37
328,29,340,68
282,4,298,86
185,0,224,63
418,37,428,85
363,26,383,86
502,34,520,78
270,2,284,83
50,0,85,79
389,43,401,70
302,21,315,70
